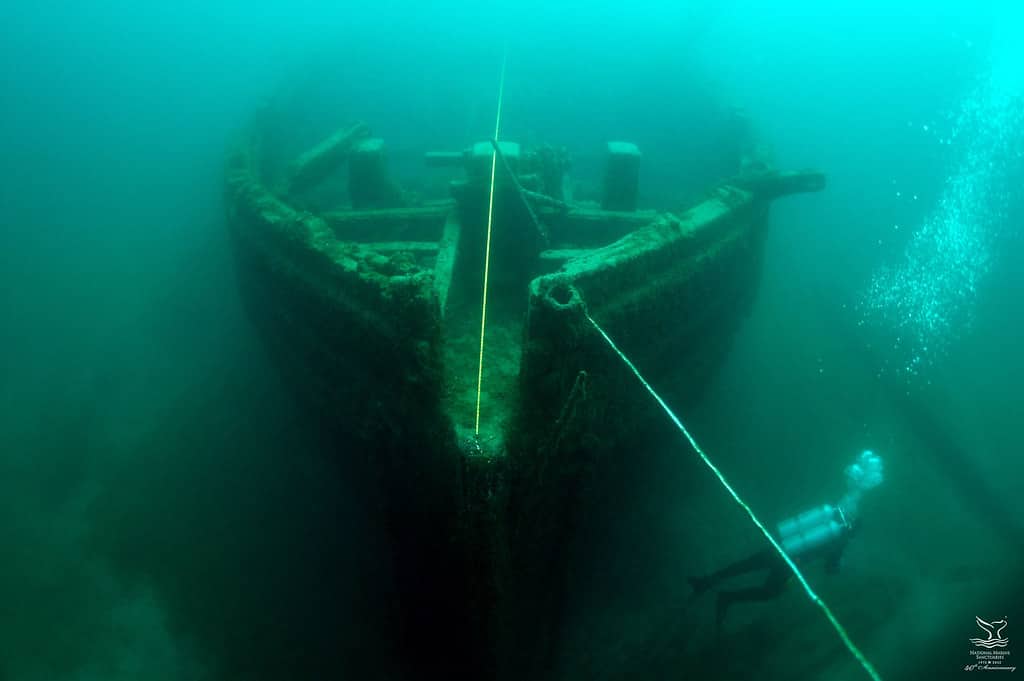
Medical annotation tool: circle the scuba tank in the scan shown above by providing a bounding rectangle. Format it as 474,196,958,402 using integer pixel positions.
777,504,849,557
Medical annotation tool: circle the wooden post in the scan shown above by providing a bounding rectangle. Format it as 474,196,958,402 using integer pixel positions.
285,122,369,195
602,141,641,211
349,138,401,209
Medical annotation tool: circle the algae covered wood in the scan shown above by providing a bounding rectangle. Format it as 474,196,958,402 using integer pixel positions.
285,122,370,195
502,174,826,675
518,171,826,452
226,105,826,680
322,202,453,241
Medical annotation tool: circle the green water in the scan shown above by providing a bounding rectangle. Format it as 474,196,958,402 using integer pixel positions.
1,3,1022,679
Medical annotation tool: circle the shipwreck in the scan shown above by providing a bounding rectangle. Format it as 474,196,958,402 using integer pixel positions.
225,99,824,679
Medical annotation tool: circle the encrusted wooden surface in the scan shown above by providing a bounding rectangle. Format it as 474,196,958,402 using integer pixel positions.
227,133,489,679
226,115,825,680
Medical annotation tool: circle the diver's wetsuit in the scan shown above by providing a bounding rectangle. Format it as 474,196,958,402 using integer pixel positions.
689,525,852,625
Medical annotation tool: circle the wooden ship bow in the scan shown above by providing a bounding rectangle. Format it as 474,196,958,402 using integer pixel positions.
225,107,824,678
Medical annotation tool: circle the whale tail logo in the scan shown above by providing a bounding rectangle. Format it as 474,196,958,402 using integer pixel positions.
970,616,1010,649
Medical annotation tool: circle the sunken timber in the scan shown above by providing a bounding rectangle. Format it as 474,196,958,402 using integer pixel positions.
226,105,825,679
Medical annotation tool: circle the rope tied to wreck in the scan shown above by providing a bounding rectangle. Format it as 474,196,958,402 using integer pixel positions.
488,138,555,247
582,307,883,681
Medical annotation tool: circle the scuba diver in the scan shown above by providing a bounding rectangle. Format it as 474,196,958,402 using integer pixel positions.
688,450,885,628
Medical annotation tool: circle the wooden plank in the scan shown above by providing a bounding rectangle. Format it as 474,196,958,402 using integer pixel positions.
433,213,461,318
561,207,657,226
731,169,826,200
323,202,454,242
362,242,439,252
286,123,370,194
322,202,454,225
548,207,658,247
539,249,593,262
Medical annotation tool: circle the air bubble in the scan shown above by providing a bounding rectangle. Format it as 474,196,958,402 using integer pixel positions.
858,66,1023,381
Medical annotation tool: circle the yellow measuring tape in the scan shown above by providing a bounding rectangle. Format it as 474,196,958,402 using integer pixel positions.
474,47,508,437
584,309,882,681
